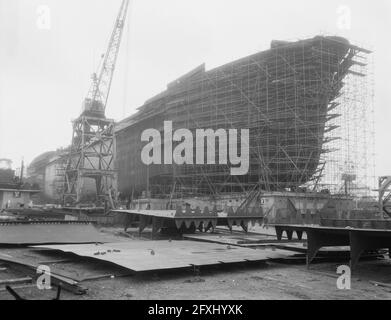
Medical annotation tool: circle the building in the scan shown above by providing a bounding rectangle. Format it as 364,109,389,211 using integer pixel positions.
0,165,39,209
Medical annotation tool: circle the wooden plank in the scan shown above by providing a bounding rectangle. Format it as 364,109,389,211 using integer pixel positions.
0,277,32,285
38,259,77,265
0,254,86,295
370,281,391,289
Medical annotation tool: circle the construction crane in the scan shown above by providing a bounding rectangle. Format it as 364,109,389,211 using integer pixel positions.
83,0,130,118
63,0,130,210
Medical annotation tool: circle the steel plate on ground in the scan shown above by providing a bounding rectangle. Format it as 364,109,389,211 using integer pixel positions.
33,240,297,272
0,221,109,244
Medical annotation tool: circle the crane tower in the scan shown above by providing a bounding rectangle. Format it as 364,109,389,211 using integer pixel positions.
63,0,130,209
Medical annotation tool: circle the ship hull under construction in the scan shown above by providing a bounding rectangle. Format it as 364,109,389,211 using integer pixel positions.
115,36,369,198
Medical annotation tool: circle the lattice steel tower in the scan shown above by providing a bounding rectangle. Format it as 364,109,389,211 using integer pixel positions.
63,0,130,209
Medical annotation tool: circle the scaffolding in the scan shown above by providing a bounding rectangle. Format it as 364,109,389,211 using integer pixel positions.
53,153,67,200
116,35,374,200
313,41,375,198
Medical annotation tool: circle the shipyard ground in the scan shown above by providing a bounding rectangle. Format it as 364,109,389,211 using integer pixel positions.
0,227,390,300
0,259,390,300
80,260,391,300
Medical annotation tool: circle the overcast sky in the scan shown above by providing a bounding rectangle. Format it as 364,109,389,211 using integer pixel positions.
0,0,390,177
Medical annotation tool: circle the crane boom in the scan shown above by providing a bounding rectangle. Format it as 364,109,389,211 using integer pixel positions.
83,0,130,118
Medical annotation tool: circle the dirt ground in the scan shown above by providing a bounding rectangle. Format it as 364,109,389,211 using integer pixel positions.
1,227,391,300
74,260,391,300
2,255,391,300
